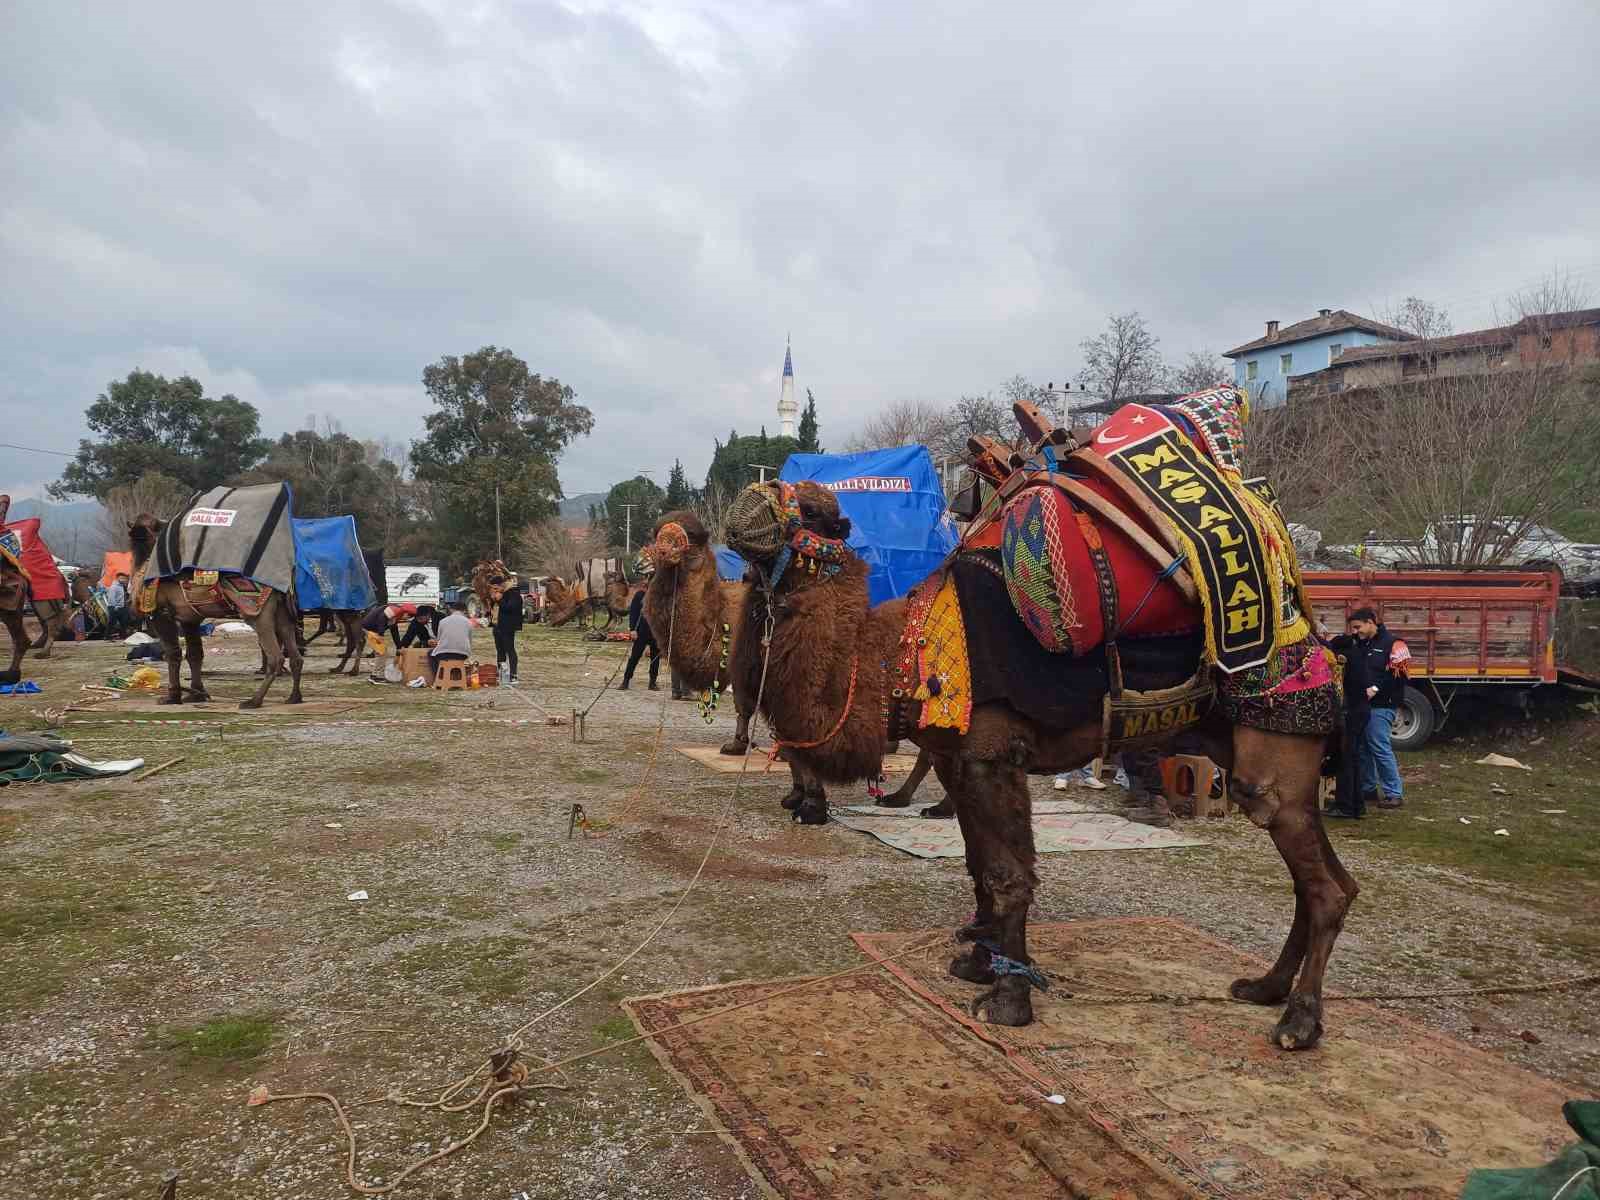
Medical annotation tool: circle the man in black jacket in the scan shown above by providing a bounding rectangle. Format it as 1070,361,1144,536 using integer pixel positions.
1327,606,1409,813
618,586,660,691
490,575,523,684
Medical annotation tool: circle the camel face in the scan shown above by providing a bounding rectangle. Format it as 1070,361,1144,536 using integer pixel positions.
724,480,849,566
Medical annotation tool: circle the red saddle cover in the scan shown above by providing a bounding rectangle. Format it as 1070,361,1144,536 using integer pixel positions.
995,478,1197,655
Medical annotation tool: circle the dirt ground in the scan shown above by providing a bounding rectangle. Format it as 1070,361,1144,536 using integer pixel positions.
2,622,1597,1199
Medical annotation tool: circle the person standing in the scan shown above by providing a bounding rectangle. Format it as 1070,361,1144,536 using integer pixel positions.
1327,606,1409,812
105,572,131,637
490,574,523,684
618,586,660,691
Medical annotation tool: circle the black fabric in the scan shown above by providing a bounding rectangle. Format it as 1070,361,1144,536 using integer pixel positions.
496,588,525,632
359,604,390,635
952,551,1203,730
628,588,646,632
1329,625,1404,708
241,485,290,578
623,626,660,685
398,613,438,649
364,549,387,605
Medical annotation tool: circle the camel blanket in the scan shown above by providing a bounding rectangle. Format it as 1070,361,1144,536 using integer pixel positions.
152,483,296,596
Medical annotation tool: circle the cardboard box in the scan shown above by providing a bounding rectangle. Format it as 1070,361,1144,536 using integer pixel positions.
398,648,432,683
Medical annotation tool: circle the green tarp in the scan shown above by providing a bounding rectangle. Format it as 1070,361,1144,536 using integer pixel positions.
1462,1102,1600,1200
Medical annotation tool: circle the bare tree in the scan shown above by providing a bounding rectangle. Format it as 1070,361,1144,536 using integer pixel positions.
95,470,190,548
693,482,735,542
516,519,603,577
1383,296,1454,340
1077,312,1168,404
840,398,948,453
1169,350,1232,395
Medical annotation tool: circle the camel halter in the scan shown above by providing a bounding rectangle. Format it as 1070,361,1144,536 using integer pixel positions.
759,482,848,593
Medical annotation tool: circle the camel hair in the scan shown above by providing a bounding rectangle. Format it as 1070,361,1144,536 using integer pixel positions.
0,494,31,683
717,478,1355,1050
641,509,937,813
128,512,305,709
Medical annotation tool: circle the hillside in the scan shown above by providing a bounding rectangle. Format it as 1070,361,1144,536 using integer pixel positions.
6,497,109,564
557,491,605,526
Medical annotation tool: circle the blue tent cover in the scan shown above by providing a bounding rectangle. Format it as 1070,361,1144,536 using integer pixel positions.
779,446,959,605
292,515,376,611
713,545,748,582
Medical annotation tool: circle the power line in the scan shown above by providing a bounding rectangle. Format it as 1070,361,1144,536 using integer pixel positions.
0,441,75,457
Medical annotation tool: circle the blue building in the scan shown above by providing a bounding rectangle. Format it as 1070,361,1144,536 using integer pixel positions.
1224,309,1413,408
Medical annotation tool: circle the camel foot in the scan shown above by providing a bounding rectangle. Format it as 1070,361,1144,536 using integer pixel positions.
919,801,955,819
1272,994,1324,1051
792,796,829,826
779,787,803,811
948,951,996,985
875,789,913,808
34,646,52,659
1231,973,1294,1007
183,689,210,702
286,693,304,704
327,665,347,673
238,699,263,711
718,738,749,756
955,919,996,944
0,669,19,686
972,977,1033,1027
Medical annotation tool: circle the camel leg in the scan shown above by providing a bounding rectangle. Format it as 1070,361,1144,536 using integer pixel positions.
279,601,305,703
787,755,829,825
0,609,27,684
961,755,1039,1027
342,613,364,675
154,612,185,704
182,623,209,700
938,755,999,986
719,698,752,756
28,603,57,656
877,747,933,808
1230,728,1356,1051
242,617,281,709
778,759,806,812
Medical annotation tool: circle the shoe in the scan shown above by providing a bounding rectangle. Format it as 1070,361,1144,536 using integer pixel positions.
1377,795,1403,809
648,682,660,691
1053,776,1069,791
1325,807,1362,820
1123,805,1173,828
508,675,518,684
617,680,630,691
1082,776,1107,790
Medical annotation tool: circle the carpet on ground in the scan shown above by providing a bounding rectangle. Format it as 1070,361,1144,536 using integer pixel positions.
674,745,924,776
832,802,1208,857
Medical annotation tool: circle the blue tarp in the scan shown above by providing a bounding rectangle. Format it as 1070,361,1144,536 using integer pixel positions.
713,545,748,582
780,446,960,606
291,516,376,612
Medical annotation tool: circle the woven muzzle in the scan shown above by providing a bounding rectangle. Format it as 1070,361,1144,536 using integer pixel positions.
652,523,690,566
725,483,790,563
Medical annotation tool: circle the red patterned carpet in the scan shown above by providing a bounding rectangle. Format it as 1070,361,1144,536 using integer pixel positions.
626,919,1576,1199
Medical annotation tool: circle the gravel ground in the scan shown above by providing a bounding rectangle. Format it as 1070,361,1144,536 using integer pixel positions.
2,624,1597,1198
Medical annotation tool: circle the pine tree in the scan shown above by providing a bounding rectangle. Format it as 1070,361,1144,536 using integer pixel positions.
798,389,822,452
665,458,692,509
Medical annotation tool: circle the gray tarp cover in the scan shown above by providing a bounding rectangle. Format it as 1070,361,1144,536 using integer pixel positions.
152,483,296,595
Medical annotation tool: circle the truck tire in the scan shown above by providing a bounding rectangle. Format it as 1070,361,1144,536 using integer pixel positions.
1389,685,1436,752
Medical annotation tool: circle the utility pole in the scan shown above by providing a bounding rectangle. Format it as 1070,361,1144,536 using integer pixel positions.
618,503,640,555
749,463,778,484
1042,380,1073,429
494,484,503,561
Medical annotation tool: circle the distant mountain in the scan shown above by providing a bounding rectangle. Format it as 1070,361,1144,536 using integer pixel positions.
557,492,606,525
6,498,109,564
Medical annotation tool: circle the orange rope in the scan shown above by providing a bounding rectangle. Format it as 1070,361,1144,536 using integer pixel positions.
769,653,858,760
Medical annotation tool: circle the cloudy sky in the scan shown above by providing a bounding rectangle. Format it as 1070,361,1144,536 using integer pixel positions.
3,0,1597,501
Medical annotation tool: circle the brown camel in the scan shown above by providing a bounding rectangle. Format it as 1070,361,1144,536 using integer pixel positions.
546,574,635,630
26,571,93,658
128,513,305,708
0,495,30,684
713,477,1354,1050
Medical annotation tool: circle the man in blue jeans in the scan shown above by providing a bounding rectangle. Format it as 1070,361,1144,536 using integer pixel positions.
1333,606,1410,811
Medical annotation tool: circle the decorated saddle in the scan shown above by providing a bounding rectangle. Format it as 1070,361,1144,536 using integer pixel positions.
891,387,1339,750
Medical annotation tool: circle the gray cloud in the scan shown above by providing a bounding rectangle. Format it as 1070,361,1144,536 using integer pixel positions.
4,0,1597,500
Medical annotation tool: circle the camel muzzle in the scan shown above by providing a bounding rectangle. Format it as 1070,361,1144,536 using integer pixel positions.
724,482,788,564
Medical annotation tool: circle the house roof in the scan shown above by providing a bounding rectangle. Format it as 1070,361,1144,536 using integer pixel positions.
1513,306,1600,333
1333,326,1515,364
1224,310,1416,358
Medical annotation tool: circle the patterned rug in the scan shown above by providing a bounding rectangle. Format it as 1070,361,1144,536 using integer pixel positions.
674,745,925,775
831,802,1209,858
623,965,1179,1199
855,919,1577,1198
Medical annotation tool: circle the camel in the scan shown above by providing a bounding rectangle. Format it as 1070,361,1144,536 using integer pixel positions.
546,573,634,629
27,572,94,658
0,496,31,684
128,512,304,708
712,469,1354,1050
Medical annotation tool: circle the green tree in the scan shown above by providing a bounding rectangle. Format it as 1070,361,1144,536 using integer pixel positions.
664,458,693,509
51,370,271,500
409,346,593,570
704,430,800,500
798,390,822,453
602,475,665,553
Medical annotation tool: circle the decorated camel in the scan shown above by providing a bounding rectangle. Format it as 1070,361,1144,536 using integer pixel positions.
128,483,305,708
27,572,93,658
546,572,634,629
0,495,34,683
643,513,938,813
0,501,88,662
687,388,1352,1050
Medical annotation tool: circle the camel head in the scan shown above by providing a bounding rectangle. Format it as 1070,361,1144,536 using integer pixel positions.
724,481,850,568
649,509,710,569
544,576,583,626
128,512,164,569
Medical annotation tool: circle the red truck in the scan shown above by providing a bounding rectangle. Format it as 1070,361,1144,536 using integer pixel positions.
1302,567,1595,750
